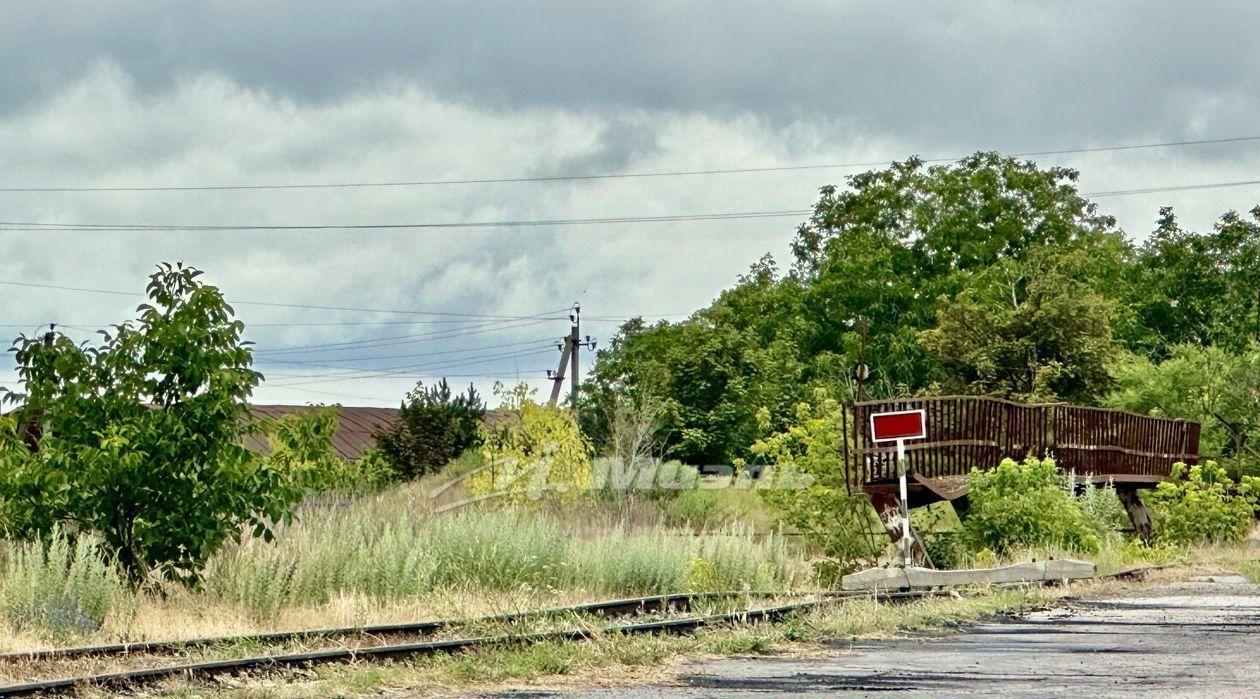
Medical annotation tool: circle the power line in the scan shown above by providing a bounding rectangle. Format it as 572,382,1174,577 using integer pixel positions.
0,278,572,322
1085,178,1260,198
1,134,1257,193
253,318,554,355
268,347,559,388
0,209,807,232
6,174,1260,236
254,338,554,369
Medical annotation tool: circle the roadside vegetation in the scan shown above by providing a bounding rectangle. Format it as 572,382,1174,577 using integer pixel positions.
5,153,1260,693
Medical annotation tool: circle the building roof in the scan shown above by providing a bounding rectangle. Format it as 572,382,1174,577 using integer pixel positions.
245,405,518,461
246,405,400,461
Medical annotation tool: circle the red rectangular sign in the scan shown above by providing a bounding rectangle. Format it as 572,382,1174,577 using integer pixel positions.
870,409,927,442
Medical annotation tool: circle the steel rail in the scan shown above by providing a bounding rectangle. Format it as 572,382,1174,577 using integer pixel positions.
0,590,795,663
0,590,949,698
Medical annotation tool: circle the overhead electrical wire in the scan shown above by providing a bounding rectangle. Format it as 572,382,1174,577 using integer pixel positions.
252,318,557,355
254,337,554,366
5,175,1260,236
0,209,807,232
0,134,1256,193
0,278,573,321
267,347,559,388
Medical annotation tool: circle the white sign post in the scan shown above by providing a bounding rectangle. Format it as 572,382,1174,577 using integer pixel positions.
870,408,927,568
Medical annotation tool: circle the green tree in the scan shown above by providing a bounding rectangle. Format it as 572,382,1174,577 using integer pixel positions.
471,383,593,502
791,152,1127,391
583,153,1130,464
920,246,1118,402
1106,344,1260,473
375,379,486,479
1123,207,1260,358
262,406,396,492
0,263,300,584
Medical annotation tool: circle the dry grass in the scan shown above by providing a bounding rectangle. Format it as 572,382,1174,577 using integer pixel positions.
0,479,814,653
86,583,1089,698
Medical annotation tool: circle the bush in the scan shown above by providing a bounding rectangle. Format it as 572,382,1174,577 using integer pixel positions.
1147,461,1260,545
1073,477,1129,538
264,408,395,492
470,384,593,502
962,456,1100,555
375,379,486,480
0,530,128,639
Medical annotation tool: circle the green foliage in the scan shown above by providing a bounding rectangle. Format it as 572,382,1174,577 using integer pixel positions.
748,389,883,572
1123,206,1260,358
264,407,395,493
0,529,128,639
375,379,485,480
1107,345,1260,474
1146,461,1260,545
0,263,301,584
582,154,1132,464
1073,478,1129,537
920,247,1119,402
962,457,1100,555
471,384,593,502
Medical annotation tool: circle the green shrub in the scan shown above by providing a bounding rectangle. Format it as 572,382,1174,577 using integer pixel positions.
962,456,1100,555
375,379,486,480
1147,461,1260,545
921,531,969,569
0,530,128,638
1073,478,1129,537
265,410,397,494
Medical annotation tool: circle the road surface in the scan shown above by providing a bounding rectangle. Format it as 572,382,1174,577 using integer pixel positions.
474,576,1260,698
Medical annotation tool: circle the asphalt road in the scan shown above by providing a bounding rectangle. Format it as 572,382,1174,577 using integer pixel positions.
476,577,1260,698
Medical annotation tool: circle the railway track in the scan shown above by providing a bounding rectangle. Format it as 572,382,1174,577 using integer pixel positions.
0,589,950,697
0,590,735,663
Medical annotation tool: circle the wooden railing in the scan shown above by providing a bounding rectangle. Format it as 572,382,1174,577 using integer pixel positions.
850,396,1200,485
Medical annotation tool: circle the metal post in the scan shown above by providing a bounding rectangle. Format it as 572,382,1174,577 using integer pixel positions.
897,438,911,568
569,313,579,413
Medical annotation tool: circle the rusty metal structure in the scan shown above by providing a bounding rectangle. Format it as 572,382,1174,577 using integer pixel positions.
847,396,1200,514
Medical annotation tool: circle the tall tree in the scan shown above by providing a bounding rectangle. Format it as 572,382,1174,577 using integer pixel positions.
1124,206,1260,358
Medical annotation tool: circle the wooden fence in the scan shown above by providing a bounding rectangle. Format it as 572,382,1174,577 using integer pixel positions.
849,396,1200,486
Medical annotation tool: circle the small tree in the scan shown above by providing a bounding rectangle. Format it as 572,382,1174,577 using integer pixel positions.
747,389,884,573
263,406,395,492
0,263,302,584
469,383,593,502
375,379,486,479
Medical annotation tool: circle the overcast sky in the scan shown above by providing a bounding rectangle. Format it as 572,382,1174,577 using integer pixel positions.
2,1,1259,407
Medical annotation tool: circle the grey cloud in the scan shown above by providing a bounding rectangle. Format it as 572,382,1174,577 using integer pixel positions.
5,1,1260,157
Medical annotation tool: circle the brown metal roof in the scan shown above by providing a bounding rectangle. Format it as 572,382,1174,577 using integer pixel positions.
245,405,400,461
245,405,518,461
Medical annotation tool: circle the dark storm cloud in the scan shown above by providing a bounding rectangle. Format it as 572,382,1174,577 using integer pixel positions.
6,1,1260,154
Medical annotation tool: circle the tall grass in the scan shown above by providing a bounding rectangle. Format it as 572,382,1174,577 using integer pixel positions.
203,487,810,620
0,530,128,639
